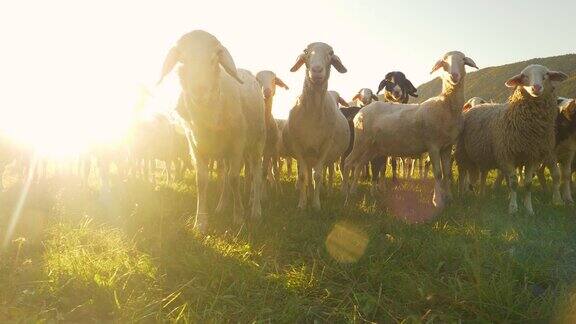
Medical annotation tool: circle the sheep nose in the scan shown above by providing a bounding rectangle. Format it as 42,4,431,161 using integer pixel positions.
311,66,323,74
451,73,460,82
533,84,542,92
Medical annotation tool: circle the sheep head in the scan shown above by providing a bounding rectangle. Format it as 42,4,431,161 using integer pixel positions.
430,51,478,86
256,71,289,100
377,71,418,102
158,30,243,105
352,88,378,107
328,91,349,107
505,64,568,98
290,42,347,87
463,97,487,111
559,98,576,121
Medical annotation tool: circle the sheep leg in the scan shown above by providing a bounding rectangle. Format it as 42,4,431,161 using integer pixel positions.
440,147,453,203
548,161,563,206
523,163,536,215
215,161,230,214
429,148,445,208
194,156,211,233
248,151,263,221
502,164,519,214
536,165,548,191
559,153,574,204
296,158,309,210
228,154,245,226
327,163,335,189
457,164,469,196
479,170,487,196
391,158,399,184
313,164,324,210
370,156,385,196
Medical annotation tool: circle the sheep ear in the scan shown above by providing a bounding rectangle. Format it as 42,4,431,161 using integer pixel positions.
371,94,379,102
218,46,243,84
290,54,306,72
505,74,525,88
377,79,390,94
338,96,350,107
405,79,418,95
158,46,180,85
548,71,569,82
274,77,289,90
430,60,446,74
463,103,472,111
331,55,347,73
352,93,361,102
464,57,479,69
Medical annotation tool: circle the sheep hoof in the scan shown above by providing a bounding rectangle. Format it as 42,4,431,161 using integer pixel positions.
553,195,564,206
312,201,321,211
508,204,518,214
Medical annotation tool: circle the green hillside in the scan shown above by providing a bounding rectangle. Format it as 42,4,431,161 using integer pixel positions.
410,54,576,103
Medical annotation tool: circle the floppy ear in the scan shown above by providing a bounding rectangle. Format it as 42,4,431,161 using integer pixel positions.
371,94,379,102
405,79,418,96
547,71,569,82
430,60,446,74
218,46,243,84
158,46,180,85
337,96,350,107
377,79,390,94
505,74,525,88
352,93,361,102
464,57,479,69
274,77,289,90
331,55,347,73
290,54,306,72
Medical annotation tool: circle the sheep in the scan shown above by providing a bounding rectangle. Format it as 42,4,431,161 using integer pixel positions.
329,90,350,108
456,64,568,214
463,97,487,111
255,70,289,191
535,97,576,203
282,42,350,210
352,88,379,107
377,71,418,104
345,51,478,208
158,30,265,232
374,72,422,181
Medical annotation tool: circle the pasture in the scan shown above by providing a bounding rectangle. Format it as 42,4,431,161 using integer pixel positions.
1,166,575,322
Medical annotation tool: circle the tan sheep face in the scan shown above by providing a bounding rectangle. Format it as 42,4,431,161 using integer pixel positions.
559,98,576,120
256,71,289,100
158,30,244,106
430,51,478,86
353,88,377,106
463,96,487,111
505,64,568,98
290,42,347,86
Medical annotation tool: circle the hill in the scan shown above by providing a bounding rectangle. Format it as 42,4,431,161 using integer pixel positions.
409,54,576,103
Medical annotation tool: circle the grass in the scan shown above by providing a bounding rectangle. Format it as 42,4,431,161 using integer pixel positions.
1,166,576,322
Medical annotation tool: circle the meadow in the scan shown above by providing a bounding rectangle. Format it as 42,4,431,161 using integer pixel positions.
1,165,576,322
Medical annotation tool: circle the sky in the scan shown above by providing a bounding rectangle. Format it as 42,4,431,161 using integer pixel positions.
0,0,574,151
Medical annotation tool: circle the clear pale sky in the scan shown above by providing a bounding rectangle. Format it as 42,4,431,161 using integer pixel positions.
1,0,574,150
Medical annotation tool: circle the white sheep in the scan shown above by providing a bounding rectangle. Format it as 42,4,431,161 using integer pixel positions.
282,42,350,210
255,70,289,191
456,64,568,214
158,30,266,232
352,88,379,107
344,51,478,208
